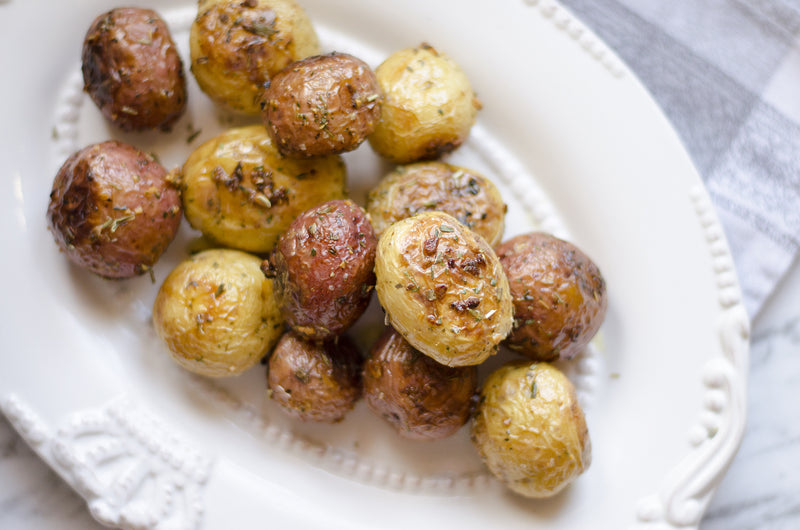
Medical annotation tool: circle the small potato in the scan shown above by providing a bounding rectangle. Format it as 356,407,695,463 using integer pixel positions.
180,125,347,253
267,331,363,423
153,249,284,377
190,0,320,114
471,361,591,498
262,52,382,158
366,162,506,246
496,232,607,361
363,327,477,441
268,199,377,341
374,211,513,367
47,141,181,279
82,7,186,131
368,43,480,163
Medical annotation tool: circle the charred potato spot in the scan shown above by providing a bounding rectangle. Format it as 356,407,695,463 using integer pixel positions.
366,162,506,246
82,8,187,131
375,211,513,366
47,141,181,279
267,331,363,423
497,232,607,361
363,327,477,440
471,361,591,498
153,249,284,377
262,52,383,157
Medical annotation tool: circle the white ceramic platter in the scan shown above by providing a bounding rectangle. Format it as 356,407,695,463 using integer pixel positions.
0,1,749,529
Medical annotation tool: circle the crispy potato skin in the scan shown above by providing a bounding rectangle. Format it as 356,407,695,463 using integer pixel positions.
374,211,513,366
496,232,607,361
153,249,284,377
82,8,186,131
262,52,383,157
363,327,477,440
180,125,347,253
267,331,363,423
471,361,591,498
366,162,506,246
368,43,480,164
47,141,181,279
190,0,320,114
269,199,377,341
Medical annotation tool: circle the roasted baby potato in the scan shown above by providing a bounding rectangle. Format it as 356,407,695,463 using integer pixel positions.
268,199,377,341
374,211,513,366
47,140,181,279
180,125,347,253
496,232,607,361
366,162,506,246
261,52,382,158
153,249,284,377
267,331,363,423
368,43,480,163
82,7,187,131
363,327,477,440
190,0,320,114
471,361,591,498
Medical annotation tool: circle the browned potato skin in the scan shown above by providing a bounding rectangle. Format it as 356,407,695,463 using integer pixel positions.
366,162,507,247
47,141,182,279
269,200,377,341
82,8,186,132
268,331,363,423
363,327,477,441
261,52,383,158
497,232,607,361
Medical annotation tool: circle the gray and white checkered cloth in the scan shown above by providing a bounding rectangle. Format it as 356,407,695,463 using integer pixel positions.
560,0,800,318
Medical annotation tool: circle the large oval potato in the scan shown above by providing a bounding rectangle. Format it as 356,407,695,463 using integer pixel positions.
471,361,591,498
153,249,284,377
180,125,347,254
190,0,320,114
374,211,513,366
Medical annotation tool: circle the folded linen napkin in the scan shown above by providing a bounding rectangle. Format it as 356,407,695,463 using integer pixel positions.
560,0,800,318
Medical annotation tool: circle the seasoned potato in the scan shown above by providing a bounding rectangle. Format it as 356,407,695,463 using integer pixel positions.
368,43,480,163
366,162,506,246
471,361,591,498
267,199,377,341
153,249,284,377
261,52,383,158
267,331,363,423
496,232,607,361
47,141,181,279
82,7,187,131
374,211,513,366
363,327,477,440
180,125,347,253
190,0,320,114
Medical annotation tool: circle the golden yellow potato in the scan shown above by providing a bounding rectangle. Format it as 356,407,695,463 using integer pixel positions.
366,162,506,246
190,0,320,114
374,211,512,366
153,249,284,377
471,361,591,498
368,43,480,163
179,125,347,254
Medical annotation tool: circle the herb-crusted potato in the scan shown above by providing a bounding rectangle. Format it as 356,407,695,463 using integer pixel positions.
153,249,284,377
368,43,480,163
366,162,506,246
374,211,513,366
261,52,383,158
47,141,181,279
471,361,591,498
190,0,320,114
179,125,347,254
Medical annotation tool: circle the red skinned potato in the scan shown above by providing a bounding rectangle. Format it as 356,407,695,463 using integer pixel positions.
47,141,181,279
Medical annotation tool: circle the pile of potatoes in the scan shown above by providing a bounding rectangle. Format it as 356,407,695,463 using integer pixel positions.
45,0,608,500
